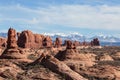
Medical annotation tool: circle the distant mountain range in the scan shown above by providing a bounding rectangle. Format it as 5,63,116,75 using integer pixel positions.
0,33,7,38
43,32,120,42
0,32,120,42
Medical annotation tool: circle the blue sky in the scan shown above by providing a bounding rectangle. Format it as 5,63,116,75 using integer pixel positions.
0,0,120,36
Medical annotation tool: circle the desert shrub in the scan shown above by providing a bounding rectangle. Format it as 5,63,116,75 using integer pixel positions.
27,54,38,60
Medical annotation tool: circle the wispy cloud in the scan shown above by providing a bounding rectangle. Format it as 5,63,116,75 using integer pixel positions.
0,4,120,33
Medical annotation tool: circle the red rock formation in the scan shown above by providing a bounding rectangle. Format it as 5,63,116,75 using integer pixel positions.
17,30,34,48
90,41,94,46
0,37,6,47
63,40,68,46
73,41,80,47
7,28,18,49
81,41,91,46
43,36,52,48
34,34,44,48
41,55,87,80
0,28,26,59
54,37,62,48
66,40,76,49
17,30,44,48
32,53,87,80
17,32,21,39
82,41,88,46
94,38,100,46
91,38,100,46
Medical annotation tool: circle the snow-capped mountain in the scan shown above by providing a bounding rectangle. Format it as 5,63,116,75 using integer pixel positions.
0,32,120,42
43,32,120,42
43,32,86,42
91,35,120,42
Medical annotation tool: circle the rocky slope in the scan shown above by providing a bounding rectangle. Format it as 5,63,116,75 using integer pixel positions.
0,28,120,80
0,46,120,80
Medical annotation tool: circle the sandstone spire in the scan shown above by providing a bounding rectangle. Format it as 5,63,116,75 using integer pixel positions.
0,28,26,59
54,37,62,48
7,28,18,49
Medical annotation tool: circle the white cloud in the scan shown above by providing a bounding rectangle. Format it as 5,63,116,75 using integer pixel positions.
0,4,120,31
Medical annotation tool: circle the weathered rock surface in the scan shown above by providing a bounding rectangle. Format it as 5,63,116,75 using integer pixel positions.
91,38,100,46
41,55,87,80
112,52,120,60
55,49,78,60
55,49,96,61
34,34,44,48
0,37,6,48
0,28,26,59
1,28,120,80
7,28,18,49
0,59,23,80
65,40,76,49
73,41,80,47
79,65,118,80
54,37,62,48
17,30,44,48
43,36,52,48
97,54,113,61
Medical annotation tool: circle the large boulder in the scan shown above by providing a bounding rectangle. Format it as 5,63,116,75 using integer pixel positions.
81,65,117,80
